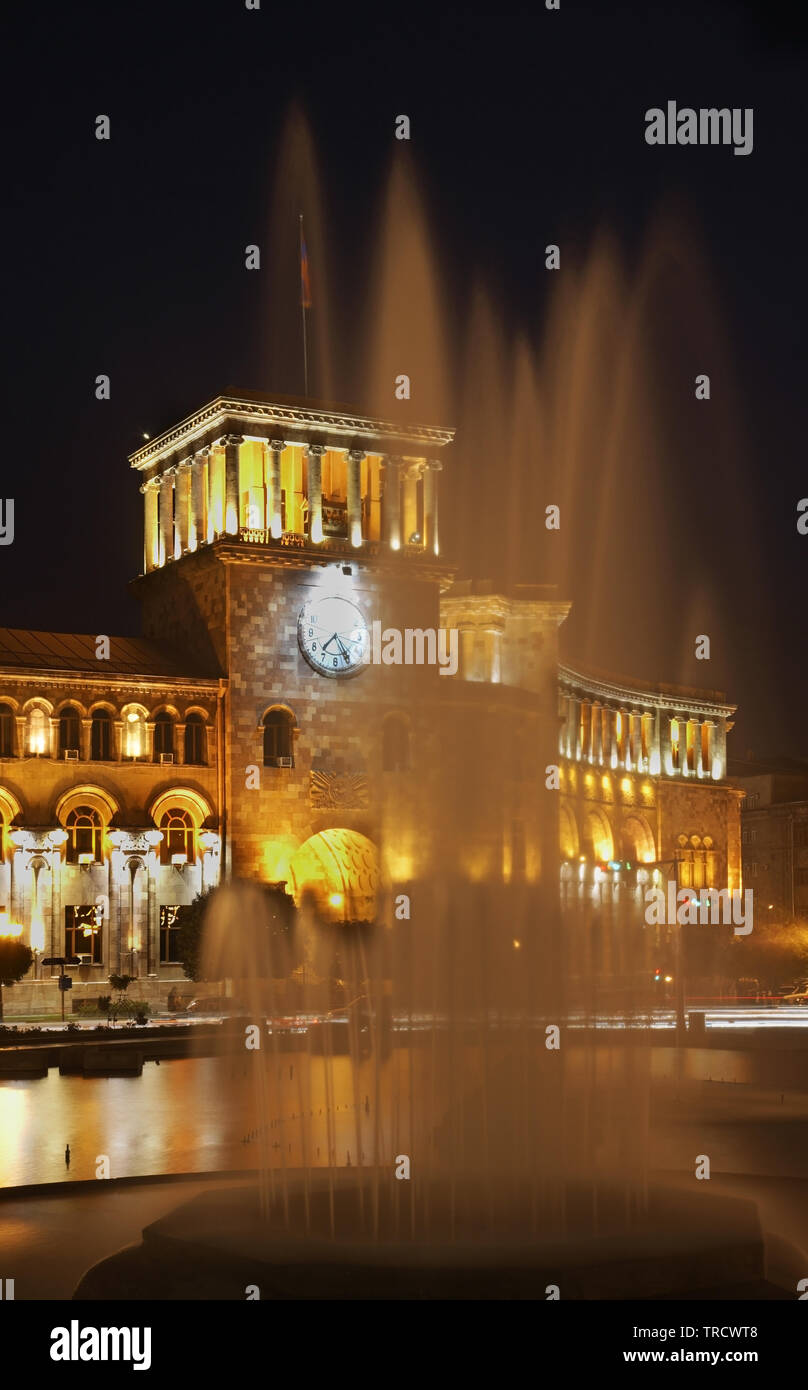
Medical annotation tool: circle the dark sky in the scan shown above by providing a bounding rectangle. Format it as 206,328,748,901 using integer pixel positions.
3,0,806,758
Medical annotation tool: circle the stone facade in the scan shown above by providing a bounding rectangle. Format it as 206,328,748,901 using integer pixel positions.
0,640,221,1015
731,760,808,921
0,390,745,1014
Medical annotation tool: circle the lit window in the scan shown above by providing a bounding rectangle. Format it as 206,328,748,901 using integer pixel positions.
154,712,175,759
263,709,294,767
28,707,48,755
59,708,81,756
90,709,112,761
0,704,14,757
159,809,195,865
184,713,206,765
123,708,146,759
64,905,103,962
159,905,183,962
65,806,103,864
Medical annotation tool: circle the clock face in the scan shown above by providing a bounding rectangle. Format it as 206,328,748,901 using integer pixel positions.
298,595,370,677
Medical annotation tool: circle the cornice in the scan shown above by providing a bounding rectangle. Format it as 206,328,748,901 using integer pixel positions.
129,395,455,472
559,663,736,718
0,669,220,697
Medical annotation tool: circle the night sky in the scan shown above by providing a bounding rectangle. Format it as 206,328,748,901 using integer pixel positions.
3,0,806,758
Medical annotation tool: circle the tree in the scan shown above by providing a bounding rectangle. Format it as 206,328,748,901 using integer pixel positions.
177,883,300,982
177,886,217,982
718,918,808,990
100,974,145,1026
0,939,34,1023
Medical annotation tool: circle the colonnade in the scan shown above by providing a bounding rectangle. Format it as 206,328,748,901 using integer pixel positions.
142,436,442,570
558,687,726,781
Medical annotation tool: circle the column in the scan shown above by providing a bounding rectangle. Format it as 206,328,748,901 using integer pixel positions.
612,707,622,767
485,627,502,683
81,718,92,762
346,449,364,548
711,719,727,781
175,724,186,766
175,460,191,553
692,719,703,777
701,720,715,780
659,711,673,776
159,470,174,567
558,689,568,757
14,715,25,759
113,719,123,762
268,439,284,538
579,701,590,760
679,718,690,778
222,434,242,536
402,462,420,544
571,697,582,761
382,456,402,550
189,451,207,551
307,444,324,543
563,694,574,759
601,705,613,765
630,710,642,769
614,708,625,768
142,478,160,573
592,701,603,763
424,459,441,555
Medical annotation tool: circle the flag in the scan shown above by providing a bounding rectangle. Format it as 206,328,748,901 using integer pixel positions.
300,225,312,309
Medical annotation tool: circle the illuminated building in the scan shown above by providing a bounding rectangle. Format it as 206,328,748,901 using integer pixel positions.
730,755,808,922
0,390,743,1011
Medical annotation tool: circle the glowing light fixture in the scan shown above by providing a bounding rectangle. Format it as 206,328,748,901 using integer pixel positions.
171,853,187,866
49,829,68,846
199,831,219,850
328,893,344,909
0,915,23,939
78,853,94,865
144,830,163,847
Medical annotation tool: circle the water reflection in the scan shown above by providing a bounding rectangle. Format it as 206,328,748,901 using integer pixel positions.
0,1052,396,1188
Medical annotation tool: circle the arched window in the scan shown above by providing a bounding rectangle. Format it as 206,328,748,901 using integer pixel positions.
154,712,175,759
65,806,103,864
0,704,14,758
28,707,48,755
263,709,294,767
184,713,206,765
382,712,410,772
90,709,112,761
159,808,195,865
123,708,146,759
59,708,81,757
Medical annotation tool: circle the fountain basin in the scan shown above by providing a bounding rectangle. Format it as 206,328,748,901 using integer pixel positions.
73,1171,776,1300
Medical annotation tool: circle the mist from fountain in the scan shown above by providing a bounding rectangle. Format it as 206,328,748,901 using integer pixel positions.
185,120,752,1270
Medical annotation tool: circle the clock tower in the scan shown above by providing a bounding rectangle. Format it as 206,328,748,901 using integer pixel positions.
130,389,454,920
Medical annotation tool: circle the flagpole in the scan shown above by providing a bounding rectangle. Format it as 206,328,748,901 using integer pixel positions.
299,213,309,397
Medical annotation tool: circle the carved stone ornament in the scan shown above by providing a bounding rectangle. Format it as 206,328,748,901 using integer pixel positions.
310,770,369,810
